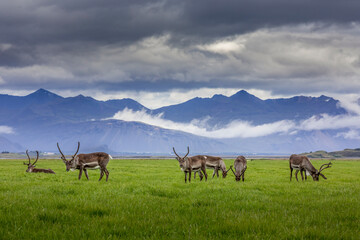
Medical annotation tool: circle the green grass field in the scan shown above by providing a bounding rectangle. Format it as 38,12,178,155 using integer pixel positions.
0,159,359,239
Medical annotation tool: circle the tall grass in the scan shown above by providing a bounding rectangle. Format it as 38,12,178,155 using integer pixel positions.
0,159,359,239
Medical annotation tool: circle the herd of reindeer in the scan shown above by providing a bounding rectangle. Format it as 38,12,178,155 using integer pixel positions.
23,142,333,183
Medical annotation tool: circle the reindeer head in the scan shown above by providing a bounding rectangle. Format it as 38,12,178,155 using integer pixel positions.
24,150,39,172
311,162,332,181
57,142,80,172
173,147,190,171
229,165,241,181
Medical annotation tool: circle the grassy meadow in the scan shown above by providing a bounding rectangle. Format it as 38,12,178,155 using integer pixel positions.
0,158,359,239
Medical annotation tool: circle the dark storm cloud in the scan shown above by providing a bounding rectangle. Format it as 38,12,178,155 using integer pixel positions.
1,0,360,45
1,0,360,95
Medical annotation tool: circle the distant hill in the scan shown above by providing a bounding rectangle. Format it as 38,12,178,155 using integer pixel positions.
303,148,360,158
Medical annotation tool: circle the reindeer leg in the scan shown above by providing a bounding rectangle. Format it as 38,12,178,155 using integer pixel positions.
290,168,293,181
295,170,299,182
212,167,217,178
199,171,203,181
300,169,304,181
84,169,89,180
189,169,192,183
216,168,219,178
194,171,196,179
184,172,187,183
104,168,109,182
79,166,84,180
99,169,105,181
201,165,207,181
242,172,245,182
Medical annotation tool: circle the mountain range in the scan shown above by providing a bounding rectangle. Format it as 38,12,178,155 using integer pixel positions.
0,88,358,155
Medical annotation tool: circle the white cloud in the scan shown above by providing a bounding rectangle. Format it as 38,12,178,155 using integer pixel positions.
0,126,14,134
330,93,360,115
336,130,360,140
0,43,12,51
107,108,360,139
107,108,295,138
299,114,360,131
0,65,74,83
197,39,245,54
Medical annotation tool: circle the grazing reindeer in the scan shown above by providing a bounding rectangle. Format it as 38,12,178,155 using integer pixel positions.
289,154,332,181
194,155,230,179
173,147,208,183
57,142,112,181
229,156,247,181
24,150,55,174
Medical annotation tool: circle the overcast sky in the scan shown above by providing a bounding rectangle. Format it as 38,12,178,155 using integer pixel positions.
1,0,360,108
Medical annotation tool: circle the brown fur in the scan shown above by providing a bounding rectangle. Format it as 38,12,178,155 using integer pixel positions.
230,156,247,181
24,150,55,174
173,147,208,183
58,142,111,181
289,154,332,181
194,155,229,179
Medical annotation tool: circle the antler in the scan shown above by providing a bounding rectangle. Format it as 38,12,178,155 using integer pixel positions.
172,147,180,158
229,165,236,176
184,146,190,158
57,142,66,159
73,142,80,157
173,146,190,158
32,151,39,166
24,150,31,165
319,162,332,173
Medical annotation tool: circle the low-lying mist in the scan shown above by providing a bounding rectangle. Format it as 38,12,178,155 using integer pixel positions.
107,108,360,140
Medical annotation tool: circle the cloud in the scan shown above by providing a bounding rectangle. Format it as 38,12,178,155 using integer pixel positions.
197,39,245,54
107,108,295,138
330,93,360,115
108,109,360,139
1,0,359,45
0,65,74,87
336,130,360,140
1,24,360,96
0,43,12,51
299,114,360,131
1,1,360,97
0,125,14,134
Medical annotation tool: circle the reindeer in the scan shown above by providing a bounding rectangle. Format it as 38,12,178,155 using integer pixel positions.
194,155,230,179
229,155,247,181
57,142,112,181
289,154,332,181
24,150,55,174
173,147,208,183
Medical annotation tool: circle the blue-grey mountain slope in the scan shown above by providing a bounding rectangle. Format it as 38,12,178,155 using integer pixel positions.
0,89,358,154
0,88,147,126
152,90,346,126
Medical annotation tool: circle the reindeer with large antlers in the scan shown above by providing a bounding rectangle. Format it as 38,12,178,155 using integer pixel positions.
229,155,247,182
173,147,208,183
57,142,112,181
24,150,55,174
289,154,332,181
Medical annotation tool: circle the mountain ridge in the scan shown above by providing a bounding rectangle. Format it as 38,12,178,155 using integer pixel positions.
0,88,357,153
